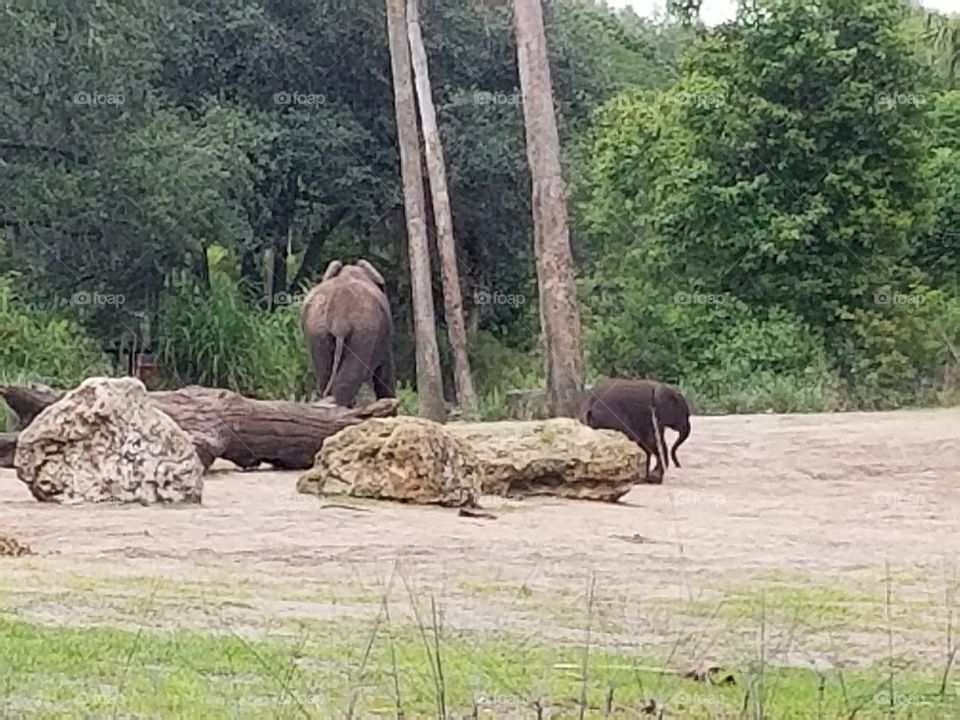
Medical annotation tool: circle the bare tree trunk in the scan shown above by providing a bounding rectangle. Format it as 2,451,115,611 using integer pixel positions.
513,0,584,418
406,0,478,419
385,0,447,422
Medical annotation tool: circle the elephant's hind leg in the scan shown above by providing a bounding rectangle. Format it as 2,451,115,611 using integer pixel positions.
372,356,396,399
308,334,335,399
330,336,376,408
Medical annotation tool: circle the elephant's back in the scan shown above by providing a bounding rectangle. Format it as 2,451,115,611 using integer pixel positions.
590,378,655,404
588,379,657,423
301,278,390,334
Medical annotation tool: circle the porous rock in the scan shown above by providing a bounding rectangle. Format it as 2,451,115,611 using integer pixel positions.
446,418,642,502
14,377,203,504
297,416,480,507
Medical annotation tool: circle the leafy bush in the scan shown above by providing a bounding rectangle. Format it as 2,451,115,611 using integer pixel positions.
0,278,111,429
581,261,845,412
839,285,960,408
465,329,542,395
0,279,110,387
574,0,952,412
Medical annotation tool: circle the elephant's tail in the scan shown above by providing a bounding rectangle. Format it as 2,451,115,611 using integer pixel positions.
322,335,345,399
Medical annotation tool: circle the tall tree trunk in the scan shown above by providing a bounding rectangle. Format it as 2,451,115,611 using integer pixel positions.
406,0,478,418
513,0,584,418
385,0,446,422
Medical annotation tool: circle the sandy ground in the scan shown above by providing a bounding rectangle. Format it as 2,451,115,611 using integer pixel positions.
2,407,959,669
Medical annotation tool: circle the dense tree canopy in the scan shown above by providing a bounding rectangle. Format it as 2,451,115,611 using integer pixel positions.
580,0,960,408
1,0,664,392
2,0,959,414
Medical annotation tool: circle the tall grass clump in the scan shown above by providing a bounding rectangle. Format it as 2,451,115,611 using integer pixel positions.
156,274,312,400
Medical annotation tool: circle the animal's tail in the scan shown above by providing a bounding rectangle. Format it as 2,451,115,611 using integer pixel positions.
650,404,669,470
322,335,345,400
671,416,691,467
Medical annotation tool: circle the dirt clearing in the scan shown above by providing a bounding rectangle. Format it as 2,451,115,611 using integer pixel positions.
2,407,959,670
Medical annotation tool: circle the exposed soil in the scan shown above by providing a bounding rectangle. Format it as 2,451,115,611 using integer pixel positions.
2,407,958,669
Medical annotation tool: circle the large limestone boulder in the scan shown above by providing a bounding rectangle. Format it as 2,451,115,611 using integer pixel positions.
14,377,203,504
446,418,642,502
297,416,480,506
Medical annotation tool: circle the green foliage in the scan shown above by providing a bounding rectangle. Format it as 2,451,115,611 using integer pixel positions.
4,0,959,413
465,330,542,395
582,257,842,410
914,90,960,287
394,382,419,416
2,0,684,401
155,274,311,400
579,0,956,409
0,278,111,429
839,285,960,407
0,279,110,387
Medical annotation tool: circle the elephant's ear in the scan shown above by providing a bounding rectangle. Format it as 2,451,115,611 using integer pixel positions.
356,259,386,287
322,260,344,282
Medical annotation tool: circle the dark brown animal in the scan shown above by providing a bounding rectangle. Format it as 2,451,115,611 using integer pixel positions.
580,378,691,483
651,381,691,468
300,259,395,407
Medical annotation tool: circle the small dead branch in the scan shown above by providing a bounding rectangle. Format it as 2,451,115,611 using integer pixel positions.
318,503,374,514
458,508,497,520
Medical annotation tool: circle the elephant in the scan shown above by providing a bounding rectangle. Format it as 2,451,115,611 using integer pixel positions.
580,378,691,483
300,258,395,407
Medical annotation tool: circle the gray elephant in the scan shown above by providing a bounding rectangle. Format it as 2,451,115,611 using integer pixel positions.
300,259,395,407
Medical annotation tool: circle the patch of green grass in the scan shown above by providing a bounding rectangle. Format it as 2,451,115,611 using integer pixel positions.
670,576,943,633
65,574,255,601
0,616,958,718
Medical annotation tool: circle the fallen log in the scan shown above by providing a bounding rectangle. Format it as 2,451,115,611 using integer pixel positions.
0,432,17,467
0,382,399,471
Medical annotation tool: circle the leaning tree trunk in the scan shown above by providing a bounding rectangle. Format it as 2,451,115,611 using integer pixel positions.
513,0,585,418
406,0,478,419
385,0,447,422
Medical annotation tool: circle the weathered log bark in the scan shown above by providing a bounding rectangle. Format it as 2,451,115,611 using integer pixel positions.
0,384,398,471
1,385,57,429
